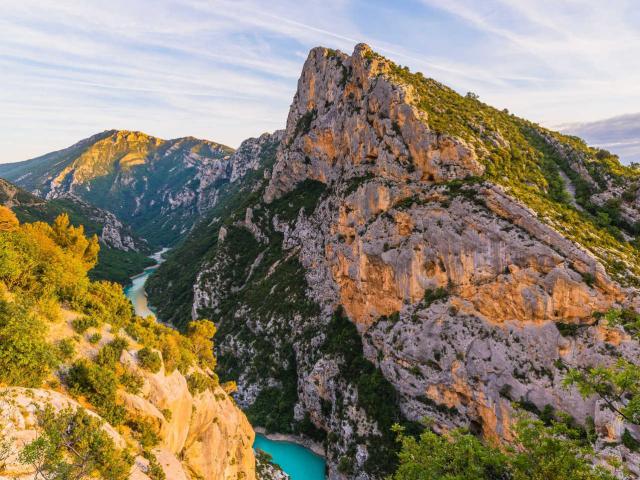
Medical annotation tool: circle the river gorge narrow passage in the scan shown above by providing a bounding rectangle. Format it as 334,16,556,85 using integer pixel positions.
124,251,327,480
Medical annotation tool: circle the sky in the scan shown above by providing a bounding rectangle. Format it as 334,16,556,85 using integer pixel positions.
1,0,640,163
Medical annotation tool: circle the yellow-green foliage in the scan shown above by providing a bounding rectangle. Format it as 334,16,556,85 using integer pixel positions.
20,406,132,479
136,347,162,373
0,213,101,387
0,212,219,426
187,319,217,369
0,300,57,387
0,206,19,232
124,317,196,374
186,371,217,395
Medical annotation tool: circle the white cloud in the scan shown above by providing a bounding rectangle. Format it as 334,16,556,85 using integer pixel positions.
0,0,639,162
560,113,640,164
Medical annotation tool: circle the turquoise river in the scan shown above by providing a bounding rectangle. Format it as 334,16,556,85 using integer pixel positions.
254,434,325,480
124,250,326,479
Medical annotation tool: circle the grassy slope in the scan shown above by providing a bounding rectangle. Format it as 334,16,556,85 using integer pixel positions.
373,53,640,285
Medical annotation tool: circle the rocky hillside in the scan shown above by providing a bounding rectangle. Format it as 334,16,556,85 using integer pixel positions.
150,44,640,479
0,178,152,284
145,131,283,323
0,208,256,479
0,130,236,246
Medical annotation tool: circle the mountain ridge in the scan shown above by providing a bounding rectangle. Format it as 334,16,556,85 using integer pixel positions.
0,129,236,246
3,42,640,479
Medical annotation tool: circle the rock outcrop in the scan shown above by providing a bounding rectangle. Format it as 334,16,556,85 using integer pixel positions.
0,317,256,480
265,44,483,203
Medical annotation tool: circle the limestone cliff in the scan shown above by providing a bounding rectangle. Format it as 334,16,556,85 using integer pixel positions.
0,314,256,480
161,44,640,479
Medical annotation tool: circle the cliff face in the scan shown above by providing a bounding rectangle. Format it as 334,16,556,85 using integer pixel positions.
265,44,483,203
0,315,256,480
147,131,284,326
169,44,640,479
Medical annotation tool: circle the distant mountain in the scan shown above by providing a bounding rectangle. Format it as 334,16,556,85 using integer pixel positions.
0,177,152,283
0,130,235,246
561,113,640,164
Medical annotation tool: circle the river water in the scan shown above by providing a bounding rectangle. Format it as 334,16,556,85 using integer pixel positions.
254,434,326,480
124,249,326,479
124,248,169,319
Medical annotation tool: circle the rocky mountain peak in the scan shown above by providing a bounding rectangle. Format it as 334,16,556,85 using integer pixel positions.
264,44,483,202
150,44,640,479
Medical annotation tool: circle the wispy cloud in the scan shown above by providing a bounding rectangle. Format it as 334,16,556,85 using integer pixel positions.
560,113,640,164
0,0,639,163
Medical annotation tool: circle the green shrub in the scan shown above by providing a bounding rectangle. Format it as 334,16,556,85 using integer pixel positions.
187,319,217,368
78,281,133,330
0,300,56,387
71,315,99,333
556,322,583,337
126,416,160,448
142,449,166,480
119,370,144,395
423,287,449,306
622,429,640,452
19,406,131,480
88,332,102,344
96,337,128,370
56,337,76,361
187,371,216,395
390,416,614,480
338,456,354,474
161,408,172,422
65,359,125,425
137,347,162,373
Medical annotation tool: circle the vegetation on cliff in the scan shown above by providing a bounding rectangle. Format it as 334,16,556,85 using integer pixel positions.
0,178,153,284
235,54,636,280
377,51,640,284
390,416,616,480
0,207,226,478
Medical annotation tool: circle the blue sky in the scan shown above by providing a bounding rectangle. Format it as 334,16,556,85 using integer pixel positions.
1,0,640,163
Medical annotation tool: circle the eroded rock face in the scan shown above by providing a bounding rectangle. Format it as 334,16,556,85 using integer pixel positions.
186,44,640,479
325,181,621,326
183,388,255,480
264,44,483,203
120,350,257,480
0,345,256,480
278,178,635,477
